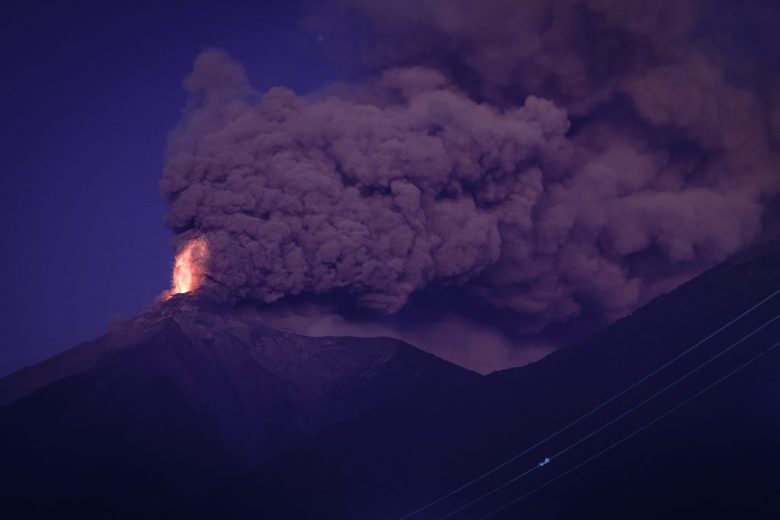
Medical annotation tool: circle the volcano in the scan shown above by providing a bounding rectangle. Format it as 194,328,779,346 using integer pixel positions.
0,294,477,517
1,243,779,519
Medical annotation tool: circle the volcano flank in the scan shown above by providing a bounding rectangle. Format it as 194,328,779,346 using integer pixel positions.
1,243,779,518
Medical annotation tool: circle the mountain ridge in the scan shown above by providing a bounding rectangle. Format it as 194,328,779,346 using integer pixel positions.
205,241,780,519
2,242,779,518
0,293,478,517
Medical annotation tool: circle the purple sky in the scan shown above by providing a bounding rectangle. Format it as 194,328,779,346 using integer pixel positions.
0,0,345,376
2,0,777,377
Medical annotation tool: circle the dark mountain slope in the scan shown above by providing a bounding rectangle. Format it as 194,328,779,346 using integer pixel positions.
0,295,477,518
212,242,780,519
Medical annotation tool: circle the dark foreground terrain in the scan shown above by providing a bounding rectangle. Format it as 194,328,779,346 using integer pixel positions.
2,243,779,519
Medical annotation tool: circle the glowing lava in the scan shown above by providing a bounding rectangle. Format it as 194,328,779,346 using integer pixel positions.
169,237,209,297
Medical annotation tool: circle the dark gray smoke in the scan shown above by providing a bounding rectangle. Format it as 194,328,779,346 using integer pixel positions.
160,0,779,343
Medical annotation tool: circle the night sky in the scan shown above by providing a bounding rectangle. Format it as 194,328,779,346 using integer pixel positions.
2,0,778,377
0,0,343,376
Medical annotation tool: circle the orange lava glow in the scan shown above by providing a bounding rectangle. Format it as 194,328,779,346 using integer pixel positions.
168,237,209,297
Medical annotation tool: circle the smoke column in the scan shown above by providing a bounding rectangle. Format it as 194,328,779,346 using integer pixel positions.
160,0,780,369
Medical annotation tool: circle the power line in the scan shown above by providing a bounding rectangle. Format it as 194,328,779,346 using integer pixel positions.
398,289,780,519
478,339,780,520
437,313,778,519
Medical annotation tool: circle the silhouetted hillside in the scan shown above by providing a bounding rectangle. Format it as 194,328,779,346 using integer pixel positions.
0,295,476,518
211,241,780,519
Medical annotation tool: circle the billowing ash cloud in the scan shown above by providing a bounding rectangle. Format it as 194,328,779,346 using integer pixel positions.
161,0,779,335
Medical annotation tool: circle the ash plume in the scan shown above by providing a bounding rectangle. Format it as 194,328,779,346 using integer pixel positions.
160,0,780,338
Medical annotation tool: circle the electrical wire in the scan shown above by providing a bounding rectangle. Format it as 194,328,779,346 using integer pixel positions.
478,338,780,520
398,289,780,519
436,313,779,519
